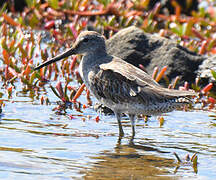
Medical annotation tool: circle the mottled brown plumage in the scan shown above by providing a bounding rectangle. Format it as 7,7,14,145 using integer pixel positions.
35,31,196,137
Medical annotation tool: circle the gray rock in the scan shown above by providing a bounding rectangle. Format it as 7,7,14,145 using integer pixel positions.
106,26,205,86
198,56,216,83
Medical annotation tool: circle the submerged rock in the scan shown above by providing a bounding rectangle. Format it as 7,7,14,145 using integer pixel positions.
94,103,114,115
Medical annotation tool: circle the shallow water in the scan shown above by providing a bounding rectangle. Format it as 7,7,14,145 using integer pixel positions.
0,86,215,179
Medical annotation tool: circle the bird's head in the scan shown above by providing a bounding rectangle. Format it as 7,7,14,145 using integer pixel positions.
74,31,106,54
34,31,106,70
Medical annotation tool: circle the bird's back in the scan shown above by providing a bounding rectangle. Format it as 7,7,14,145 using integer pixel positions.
87,55,196,115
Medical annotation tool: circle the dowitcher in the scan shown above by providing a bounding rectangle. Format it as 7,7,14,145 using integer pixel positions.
35,31,196,137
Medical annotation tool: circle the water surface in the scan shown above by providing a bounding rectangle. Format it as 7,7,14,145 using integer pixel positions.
0,88,215,179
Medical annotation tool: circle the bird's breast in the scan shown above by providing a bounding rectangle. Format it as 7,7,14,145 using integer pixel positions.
79,56,100,89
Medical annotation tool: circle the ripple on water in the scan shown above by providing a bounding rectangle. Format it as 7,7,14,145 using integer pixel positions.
0,100,215,179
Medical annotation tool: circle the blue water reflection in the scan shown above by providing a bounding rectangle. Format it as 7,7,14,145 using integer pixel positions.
0,95,215,179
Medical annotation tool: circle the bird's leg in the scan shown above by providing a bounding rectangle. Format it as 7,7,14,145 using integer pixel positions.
114,111,124,137
128,114,136,138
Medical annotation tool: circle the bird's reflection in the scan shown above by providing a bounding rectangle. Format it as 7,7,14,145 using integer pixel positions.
83,135,177,179
115,134,170,155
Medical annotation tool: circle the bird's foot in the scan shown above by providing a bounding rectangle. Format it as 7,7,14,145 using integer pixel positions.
119,130,124,137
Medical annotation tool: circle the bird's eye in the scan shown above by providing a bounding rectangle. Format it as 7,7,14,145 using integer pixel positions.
83,38,89,42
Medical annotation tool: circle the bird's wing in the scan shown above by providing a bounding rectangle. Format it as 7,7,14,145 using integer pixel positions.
88,67,160,105
100,56,161,88
97,56,196,103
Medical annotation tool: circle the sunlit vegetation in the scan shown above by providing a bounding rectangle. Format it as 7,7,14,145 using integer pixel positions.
0,0,215,115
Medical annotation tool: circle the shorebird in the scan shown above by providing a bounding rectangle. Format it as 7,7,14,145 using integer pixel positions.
34,31,196,137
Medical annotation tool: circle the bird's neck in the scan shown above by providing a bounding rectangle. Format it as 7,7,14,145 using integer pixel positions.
88,46,107,55
84,49,109,64
79,50,110,86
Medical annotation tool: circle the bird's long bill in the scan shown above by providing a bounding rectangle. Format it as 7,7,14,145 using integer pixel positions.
34,47,75,70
